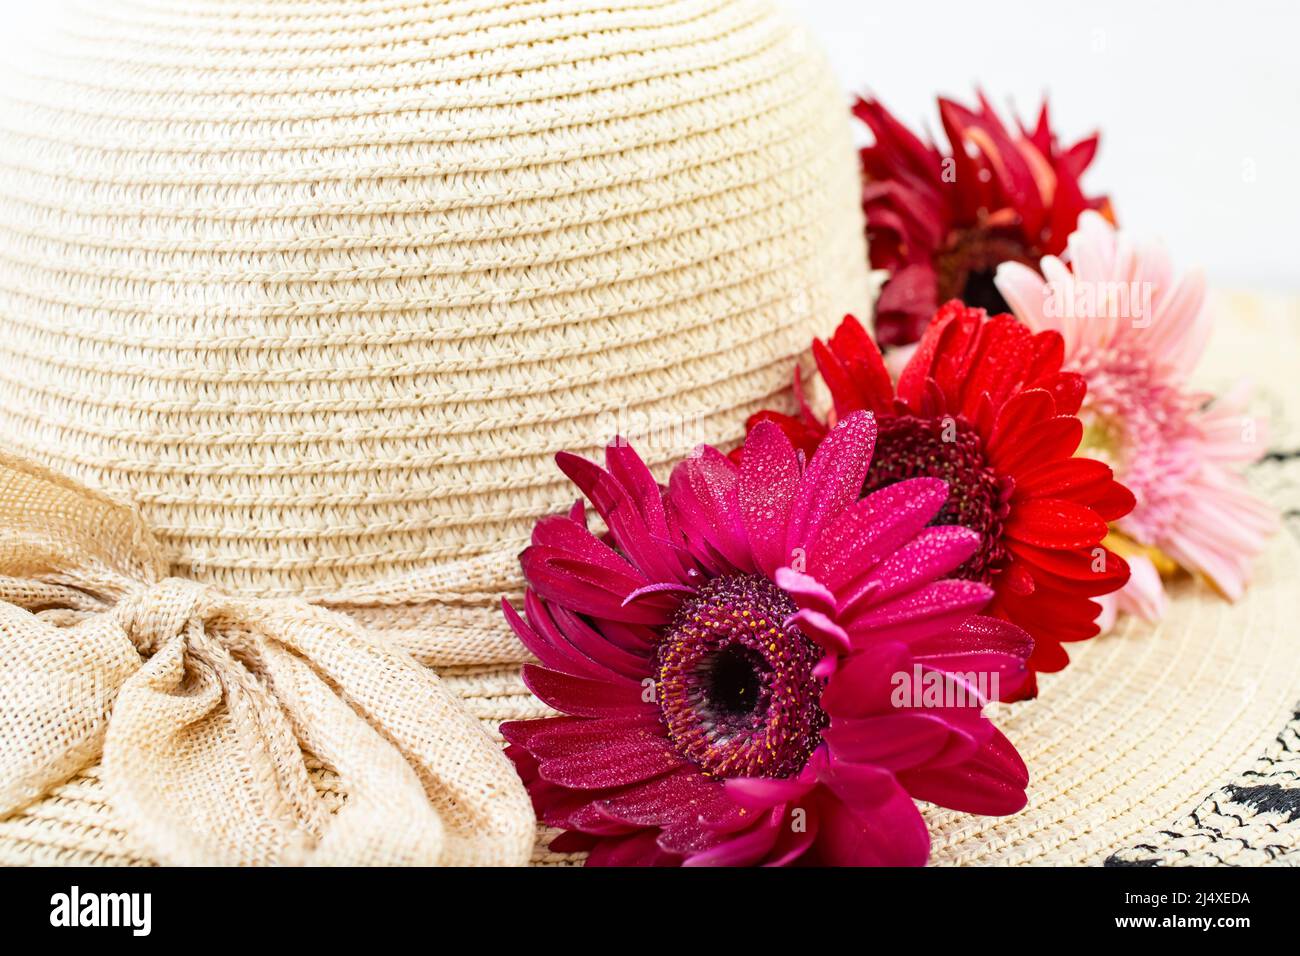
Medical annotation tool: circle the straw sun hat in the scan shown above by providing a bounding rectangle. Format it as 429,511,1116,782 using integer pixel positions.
0,0,1294,867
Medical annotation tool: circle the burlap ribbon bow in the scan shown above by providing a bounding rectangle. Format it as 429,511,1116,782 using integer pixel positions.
0,452,534,866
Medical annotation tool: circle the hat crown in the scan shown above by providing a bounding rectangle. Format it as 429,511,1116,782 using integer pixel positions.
0,0,869,598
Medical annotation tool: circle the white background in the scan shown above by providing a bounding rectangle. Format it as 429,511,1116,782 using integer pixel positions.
780,0,1300,292
1,1,1297,291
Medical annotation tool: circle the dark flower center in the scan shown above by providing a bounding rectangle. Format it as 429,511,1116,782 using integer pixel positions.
656,575,826,779
935,227,1032,317
865,414,1013,582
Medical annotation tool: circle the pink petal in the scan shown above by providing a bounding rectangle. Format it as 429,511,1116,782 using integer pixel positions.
994,260,1052,332
1114,554,1166,622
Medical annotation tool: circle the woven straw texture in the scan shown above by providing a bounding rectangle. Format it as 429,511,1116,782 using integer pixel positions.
0,0,871,866
0,0,871,668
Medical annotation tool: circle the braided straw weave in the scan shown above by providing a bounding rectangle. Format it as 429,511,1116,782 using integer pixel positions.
0,0,872,864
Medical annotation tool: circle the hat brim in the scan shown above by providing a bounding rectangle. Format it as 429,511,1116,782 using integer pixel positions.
924,530,1300,865
433,530,1300,867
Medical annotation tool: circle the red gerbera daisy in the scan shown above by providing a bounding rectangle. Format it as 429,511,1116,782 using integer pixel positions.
855,93,1113,346
503,412,1033,866
748,302,1135,698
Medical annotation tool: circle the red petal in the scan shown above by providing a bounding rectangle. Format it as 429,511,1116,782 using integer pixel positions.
989,415,1083,475
1004,498,1108,549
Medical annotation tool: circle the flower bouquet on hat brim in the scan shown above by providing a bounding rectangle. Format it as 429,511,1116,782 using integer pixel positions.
500,90,1277,867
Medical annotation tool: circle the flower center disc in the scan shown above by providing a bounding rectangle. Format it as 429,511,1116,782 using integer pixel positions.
656,575,826,779
935,228,1032,316
866,414,1012,581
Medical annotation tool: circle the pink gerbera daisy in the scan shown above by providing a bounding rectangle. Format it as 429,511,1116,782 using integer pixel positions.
502,412,1033,866
995,211,1275,616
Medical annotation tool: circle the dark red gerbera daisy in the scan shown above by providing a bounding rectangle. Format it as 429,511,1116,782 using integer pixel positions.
855,93,1113,346
748,302,1135,698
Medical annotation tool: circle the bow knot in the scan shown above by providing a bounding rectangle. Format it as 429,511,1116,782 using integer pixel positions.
0,451,534,866
113,577,214,659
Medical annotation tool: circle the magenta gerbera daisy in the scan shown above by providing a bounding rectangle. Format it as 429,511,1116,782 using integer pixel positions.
502,412,1033,866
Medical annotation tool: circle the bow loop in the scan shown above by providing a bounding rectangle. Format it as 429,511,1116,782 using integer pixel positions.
0,451,534,866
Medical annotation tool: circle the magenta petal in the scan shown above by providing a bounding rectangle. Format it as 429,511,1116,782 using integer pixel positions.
841,579,994,644
510,593,648,683
850,525,981,607
762,809,819,866
502,715,580,751
537,731,683,790
508,714,664,760
809,477,949,590
822,711,982,772
502,596,594,679
738,420,801,577
606,440,676,543
598,770,749,834
819,642,910,717
523,548,674,624
557,800,644,836
785,410,878,554
522,664,654,719
724,774,816,811
819,753,900,805
786,607,850,658
668,445,754,574
899,728,1029,816
545,601,655,680
556,448,690,585
583,615,660,655
585,829,682,867
623,581,698,605
773,566,836,614
521,516,676,625
814,785,930,867
910,615,1034,701
681,810,783,866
